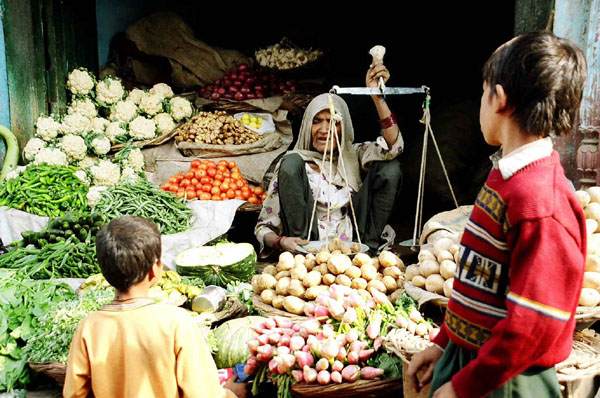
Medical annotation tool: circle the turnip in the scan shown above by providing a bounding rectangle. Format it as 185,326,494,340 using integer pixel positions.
328,300,345,320
318,370,331,385
269,358,279,372
342,365,360,382
360,367,385,380
336,333,347,346
409,308,423,323
314,304,330,318
350,340,367,352
429,327,440,340
303,366,318,383
374,337,383,351
322,323,335,338
333,360,344,372
407,320,417,334
331,371,343,384
264,318,276,329
416,323,429,337
346,330,359,344
281,353,296,369
282,328,294,337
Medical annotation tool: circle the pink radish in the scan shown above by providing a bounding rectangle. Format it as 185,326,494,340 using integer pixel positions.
346,330,359,343
302,345,310,353
374,337,383,352
274,316,293,329
292,370,304,382
321,338,340,360
317,295,331,306
316,357,329,371
407,320,417,334
359,349,374,361
336,333,347,346
244,363,256,375
269,333,281,345
295,351,314,368
317,370,331,385
409,308,423,323
292,323,301,332
322,324,334,338
299,327,309,339
369,287,392,307
416,323,429,337
341,365,360,382
303,366,318,383
248,339,259,354
301,319,321,334
257,345,274,360
277,346,290,356
328,300,345,320
314,304,330,317
282,328,295,337
269,358,279,372
396,316,408,329
258,334,270,345
350,341,367,352
264,318,276,329
430,327,440,341
360,366,385,380
290,336,305,351
337,346,347,362
343,307,358,324
367,298,376,309
332,360,344,372
279,335,291,347
304,303,316,316
281,353,296,369
331,371,342,384
366,317,381,339
251,324,264,334
347,351,359,364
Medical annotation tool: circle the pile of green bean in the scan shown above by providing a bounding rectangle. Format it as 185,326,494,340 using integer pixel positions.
92,180,193,235
0,165,88,217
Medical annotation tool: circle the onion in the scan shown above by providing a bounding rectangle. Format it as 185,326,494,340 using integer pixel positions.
224,79,232,87
241,87,251,94
233,80,243,87
231,73,238,80
210,92,220,100
234,92,244,101
238,64,248,71
223,94,233,100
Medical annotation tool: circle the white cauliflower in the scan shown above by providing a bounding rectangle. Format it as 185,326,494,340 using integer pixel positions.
105,122,128,144
68,97,97,119
91,135,111,156
33,147,69,166
169,97,193,121
149,83,174,100
129,116,156,140
87,186,108,207
78,155,99,170
61,113,91,136
120,167,140,183
74,170,90,185
153,113,176,135
67,68,95,95
111,100,138,123
4,166,26,181
124,148,145,172
23,138,47,161
35,116,61,141
96,77,125,105
90,159,121,187
126,88,145,105
90,117,109,134
60,135,88,161
139,92,164,116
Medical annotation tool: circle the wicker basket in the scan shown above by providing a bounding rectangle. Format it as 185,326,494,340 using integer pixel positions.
557,330,600,382
290,378,403,398
252,295,308,322
29,362,67,386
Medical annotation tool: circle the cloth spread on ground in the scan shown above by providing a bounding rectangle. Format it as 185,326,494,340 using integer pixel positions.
63,301,225,398
432,149,586,398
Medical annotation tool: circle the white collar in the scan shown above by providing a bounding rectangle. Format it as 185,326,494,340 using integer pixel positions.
492,137,553,180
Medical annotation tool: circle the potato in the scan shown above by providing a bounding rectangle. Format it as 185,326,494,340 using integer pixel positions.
305,285,329,300
396,276,405,290
316,251,331,264
328,253,352,275
275,271,291,280
586,254,600,272
345,265,362,279
341,244,351,255
351,277,368,290
295,254,306,266
433,238,455,257
382,276,397,292
425,274,445,295
379,250,397,268
263,265,278,276
376,273,384,281
389,289,404,305
420,260,440,277
589,234,600,255
405,265,421,282
583,272,600,290
436,250,454,263
454,250,461,265
303,271,322,288
323,273,336,285
580,288,600,307
353,252,372,266
443,278,454,298
260,289,276,304
318,263,329,275
576,190,591,208
418,249,437,263
283,296,306,315
357,289,371,302
336,274,352,287
587,187,600,204
289,279,306,298
272,295,285,309
440,260,457,279
395,255,405,270
383,266,402,279
412,275,426,288
448,244,460,256
371,258,380,271
361,264,378,281
308,247,318,254
587,219,599,235
291,264,308,281
277,251,295,271
367,279,387,293
585,202,600,221
276,277,291,296
329,237,342,252
350,242,361,253
304,253,316,270
251,275,261,294
254,274,277,294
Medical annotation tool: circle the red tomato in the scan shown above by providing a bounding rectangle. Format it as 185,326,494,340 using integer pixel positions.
201,184,211,193
228,161,236,169
254,187,264,196
191,159,201,169
207,160,217,168
231,172,241,181
176,189,185,198
235,189,242,196
186,190,197,200
248,196,258,204
190,178,199,185
212,180,221,187
261,193,267,201
185,171,195,179
210,186,221,195
168,177,178,184
180,179,191,187
217,165,227,173
214,173,224,181
235,195,243,200
235,180,245,189
218,160,228,167
207,168,217,178
226,189,236,199
200,192,211,200
200,177,211,185
231,167,240,174
174,174,185,183
169,185,179,193
211,195,221,201
241,190,251,200
160,183,170,191
220,192,227,199
195,169,207,179
220,182,230,191
223,171,231,178
198,163,208,170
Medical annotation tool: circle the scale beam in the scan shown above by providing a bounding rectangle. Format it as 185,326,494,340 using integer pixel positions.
330,85,429,96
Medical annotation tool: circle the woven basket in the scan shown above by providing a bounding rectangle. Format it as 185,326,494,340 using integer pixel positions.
556,330,600,383
575,305,600,323
291,378,403,398
29,362,67,386
252,295,308,322
238,202,262,212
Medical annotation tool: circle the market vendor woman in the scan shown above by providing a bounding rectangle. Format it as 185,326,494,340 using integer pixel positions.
255,62,402,254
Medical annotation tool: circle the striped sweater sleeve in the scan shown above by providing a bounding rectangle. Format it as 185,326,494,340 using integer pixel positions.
450,217,585,398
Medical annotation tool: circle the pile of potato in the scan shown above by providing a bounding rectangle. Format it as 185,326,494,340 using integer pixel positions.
252,247,405,315
174,111,262,145
405,236,460,298
576,187,600,307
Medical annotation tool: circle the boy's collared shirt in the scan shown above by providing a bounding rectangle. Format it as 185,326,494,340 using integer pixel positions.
490,137,554,179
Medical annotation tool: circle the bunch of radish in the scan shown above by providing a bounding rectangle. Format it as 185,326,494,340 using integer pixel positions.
200,64,297,102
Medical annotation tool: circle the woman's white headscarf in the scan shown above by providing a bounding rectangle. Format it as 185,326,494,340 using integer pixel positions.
287,93,361,191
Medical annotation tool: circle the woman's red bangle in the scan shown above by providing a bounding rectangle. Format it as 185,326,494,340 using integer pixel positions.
378,113,397,129
273,236,284,250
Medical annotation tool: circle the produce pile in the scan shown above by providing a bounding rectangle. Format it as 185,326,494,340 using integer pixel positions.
0,164,88,217
576,187,600,307
0,270,75,391
251,249,405,315
200,63,296,101
160,159,266,203
406,235,460,298
91,179,193,234
174,111,263,145
255,42,323,70
244,285,434,398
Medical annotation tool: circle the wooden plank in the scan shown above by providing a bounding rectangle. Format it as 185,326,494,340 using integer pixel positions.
3,0,48,155
43,0,68,116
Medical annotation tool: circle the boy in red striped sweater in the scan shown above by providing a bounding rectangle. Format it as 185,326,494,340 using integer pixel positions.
407,31,588,398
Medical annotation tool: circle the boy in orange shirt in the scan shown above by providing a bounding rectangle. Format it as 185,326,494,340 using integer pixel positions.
64,216,247,398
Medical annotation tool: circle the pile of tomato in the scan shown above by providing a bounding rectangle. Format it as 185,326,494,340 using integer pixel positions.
160,159,266,204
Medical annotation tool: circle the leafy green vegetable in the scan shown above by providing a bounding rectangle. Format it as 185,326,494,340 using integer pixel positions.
367,352,403,378
226,281,256,315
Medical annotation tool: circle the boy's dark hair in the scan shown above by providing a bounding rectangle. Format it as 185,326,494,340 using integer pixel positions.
96,216,161,291
482,31,587,137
